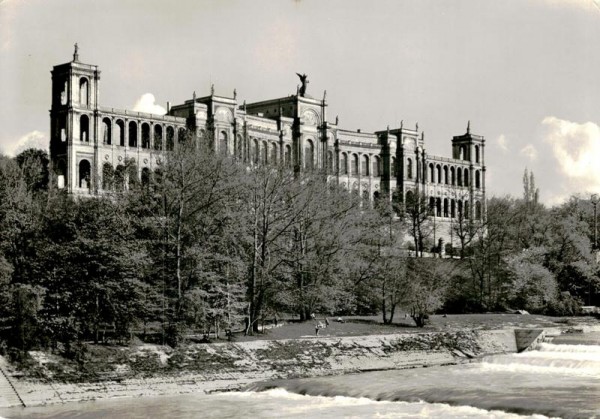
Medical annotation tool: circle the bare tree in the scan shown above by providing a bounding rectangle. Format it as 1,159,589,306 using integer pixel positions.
404,190,432,257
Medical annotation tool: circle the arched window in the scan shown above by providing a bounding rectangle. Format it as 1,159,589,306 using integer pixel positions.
102,118,111,145
362,155,370,176
141,123,150,149
56,159,66,189
285,144,292,167
154,125,163,150
475,201,482,220
443,166,448,184
429,197,435,215
129,121,138,147
406,190,415,207
60,80,67,105
178,127,187,144
271,143,278,165
458,200,463,218
429,163,435,183
457,168,463,186
116,120,125,146
464,200,469,219
304,139,314,169
166,126,174,151
373,156,381,177
252,138,260,164
451,199,456,218
436,164,442,183
341,153,348,175
464,168,469,187
351,154,359,175
443,198,449,217
78,159,91,189
476,170,481,189
436,198,442,217
59,115,67,142
475,145,480,163
79,77,89,106
450,166,456,185
237,135,243,159
406,158,413,179
262,141,268,165
219,131,228,155
80,114,89,142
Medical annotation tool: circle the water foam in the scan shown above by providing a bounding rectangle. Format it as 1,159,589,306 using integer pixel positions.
537,342,600,353
219,389,556,418
477,343,600,377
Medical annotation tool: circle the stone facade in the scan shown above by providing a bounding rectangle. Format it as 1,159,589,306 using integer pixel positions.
49,49,486,246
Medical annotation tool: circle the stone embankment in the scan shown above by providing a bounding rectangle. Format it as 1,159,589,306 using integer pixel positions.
0,328,543,407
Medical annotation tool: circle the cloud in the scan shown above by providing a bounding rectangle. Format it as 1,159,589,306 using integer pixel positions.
132,93,166,115
496,134,509,152
1,130,48,157
519,144,538,161
542,116,600,200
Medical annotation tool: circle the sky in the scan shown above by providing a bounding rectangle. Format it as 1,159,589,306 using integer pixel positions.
1,0,600,205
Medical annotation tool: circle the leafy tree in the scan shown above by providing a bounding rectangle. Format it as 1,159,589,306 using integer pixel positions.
15,148,49,193
278,175,361,320
132,135,241,341
505,247,558,312
407,258,453,327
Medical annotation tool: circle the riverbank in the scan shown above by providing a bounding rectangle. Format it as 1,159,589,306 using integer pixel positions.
0,326,549,408
0,314,598,409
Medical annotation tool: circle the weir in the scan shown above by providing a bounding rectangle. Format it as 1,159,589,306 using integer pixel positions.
0,327,590,408
514,328,545,352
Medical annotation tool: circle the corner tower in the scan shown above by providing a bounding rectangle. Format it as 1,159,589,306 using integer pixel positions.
451,121,486,220
50,44,101,192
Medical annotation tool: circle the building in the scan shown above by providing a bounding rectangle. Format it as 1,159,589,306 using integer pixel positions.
49,47,486,247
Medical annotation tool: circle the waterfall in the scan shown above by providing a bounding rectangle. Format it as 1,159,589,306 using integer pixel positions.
478,342,600,377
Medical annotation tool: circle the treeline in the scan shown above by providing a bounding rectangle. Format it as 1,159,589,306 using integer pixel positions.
0,146,598,355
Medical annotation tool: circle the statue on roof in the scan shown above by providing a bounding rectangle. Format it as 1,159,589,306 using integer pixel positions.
211,84,215,95
73,42,79,61
296,73,309,97
233,88,237,100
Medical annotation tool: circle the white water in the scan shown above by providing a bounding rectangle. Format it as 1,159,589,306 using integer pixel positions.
1,336,599,418
0,389,555,419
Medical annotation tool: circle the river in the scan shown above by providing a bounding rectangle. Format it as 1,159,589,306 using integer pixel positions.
1,332,599,419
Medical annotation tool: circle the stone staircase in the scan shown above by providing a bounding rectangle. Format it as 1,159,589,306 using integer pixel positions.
0,357,25,407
